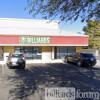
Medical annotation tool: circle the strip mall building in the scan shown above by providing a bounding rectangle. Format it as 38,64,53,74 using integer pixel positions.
0,18,89,63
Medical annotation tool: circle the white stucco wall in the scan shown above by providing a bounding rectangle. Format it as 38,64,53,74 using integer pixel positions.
0,53,9,64
42,51,51,61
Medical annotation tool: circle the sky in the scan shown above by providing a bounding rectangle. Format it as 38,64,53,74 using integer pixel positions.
0,0,86,34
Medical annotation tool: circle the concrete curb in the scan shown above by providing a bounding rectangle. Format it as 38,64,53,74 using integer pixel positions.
96,60,100,67
26,60,64,64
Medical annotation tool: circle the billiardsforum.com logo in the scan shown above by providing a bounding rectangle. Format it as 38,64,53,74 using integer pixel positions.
45,87,100,100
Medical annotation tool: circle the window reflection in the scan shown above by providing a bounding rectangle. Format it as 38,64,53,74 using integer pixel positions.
15,47,42,60
55,47,76,59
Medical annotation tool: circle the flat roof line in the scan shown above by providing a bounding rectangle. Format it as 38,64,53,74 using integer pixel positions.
0,18,59,23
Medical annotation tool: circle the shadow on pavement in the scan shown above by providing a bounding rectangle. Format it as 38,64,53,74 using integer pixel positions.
5,63,100,100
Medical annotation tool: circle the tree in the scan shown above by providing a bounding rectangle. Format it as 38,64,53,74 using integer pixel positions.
83,20,100,49
25,0,100,22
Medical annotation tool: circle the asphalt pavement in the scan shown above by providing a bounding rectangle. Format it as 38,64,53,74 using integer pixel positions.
0,63,100,100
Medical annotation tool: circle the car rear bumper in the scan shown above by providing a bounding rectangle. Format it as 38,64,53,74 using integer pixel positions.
8,62,25,68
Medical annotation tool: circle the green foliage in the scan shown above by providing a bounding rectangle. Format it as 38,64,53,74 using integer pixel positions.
93,38,100,49
25,0,100,22
83,20,100,49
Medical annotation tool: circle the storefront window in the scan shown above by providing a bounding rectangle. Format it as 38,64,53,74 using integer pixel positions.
15,47,20,53
23,47,33,60
68,47,76,56
33,47,42,59
15,47,42,60
56,47,68,59
55,47,76,59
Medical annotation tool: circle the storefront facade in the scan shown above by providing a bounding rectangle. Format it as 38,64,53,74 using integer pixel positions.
0,18,89,63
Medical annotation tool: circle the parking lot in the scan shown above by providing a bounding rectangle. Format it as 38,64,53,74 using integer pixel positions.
0,63,100,100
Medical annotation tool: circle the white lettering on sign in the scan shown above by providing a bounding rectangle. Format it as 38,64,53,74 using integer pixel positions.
20,37,50,44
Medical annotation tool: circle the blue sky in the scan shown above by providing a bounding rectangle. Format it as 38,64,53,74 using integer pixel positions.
0,0,86,33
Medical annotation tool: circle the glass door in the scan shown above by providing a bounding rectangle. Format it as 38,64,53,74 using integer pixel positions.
33,47,42,59
23,47,33,60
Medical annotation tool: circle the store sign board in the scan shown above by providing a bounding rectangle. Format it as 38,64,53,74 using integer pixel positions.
19,36,50,44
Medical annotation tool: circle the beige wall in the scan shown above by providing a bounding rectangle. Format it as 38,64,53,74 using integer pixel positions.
0,47,2,50
42,46,51,52
76,46,82,52
4,46,14,53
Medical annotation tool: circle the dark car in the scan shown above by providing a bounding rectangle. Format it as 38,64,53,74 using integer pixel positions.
6,53,26,69
64,52,97,67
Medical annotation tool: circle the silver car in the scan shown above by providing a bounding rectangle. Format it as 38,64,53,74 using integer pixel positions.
6,53,26,69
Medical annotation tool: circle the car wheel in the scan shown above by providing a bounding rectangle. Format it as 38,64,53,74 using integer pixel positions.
67,59,69,63
88,64,94,67
77,61,82,67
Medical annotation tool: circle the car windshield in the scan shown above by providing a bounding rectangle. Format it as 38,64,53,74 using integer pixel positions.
82,54,94,58
12,54,23,58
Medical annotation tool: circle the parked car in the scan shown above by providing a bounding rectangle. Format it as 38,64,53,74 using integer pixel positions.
6,53,26,69
64,52,97,67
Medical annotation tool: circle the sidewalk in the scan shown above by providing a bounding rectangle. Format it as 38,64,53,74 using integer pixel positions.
26,59,64,64
95,60,100,67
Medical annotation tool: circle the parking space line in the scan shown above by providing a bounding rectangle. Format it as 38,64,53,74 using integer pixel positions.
44,64,61,72
26,65,34,73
